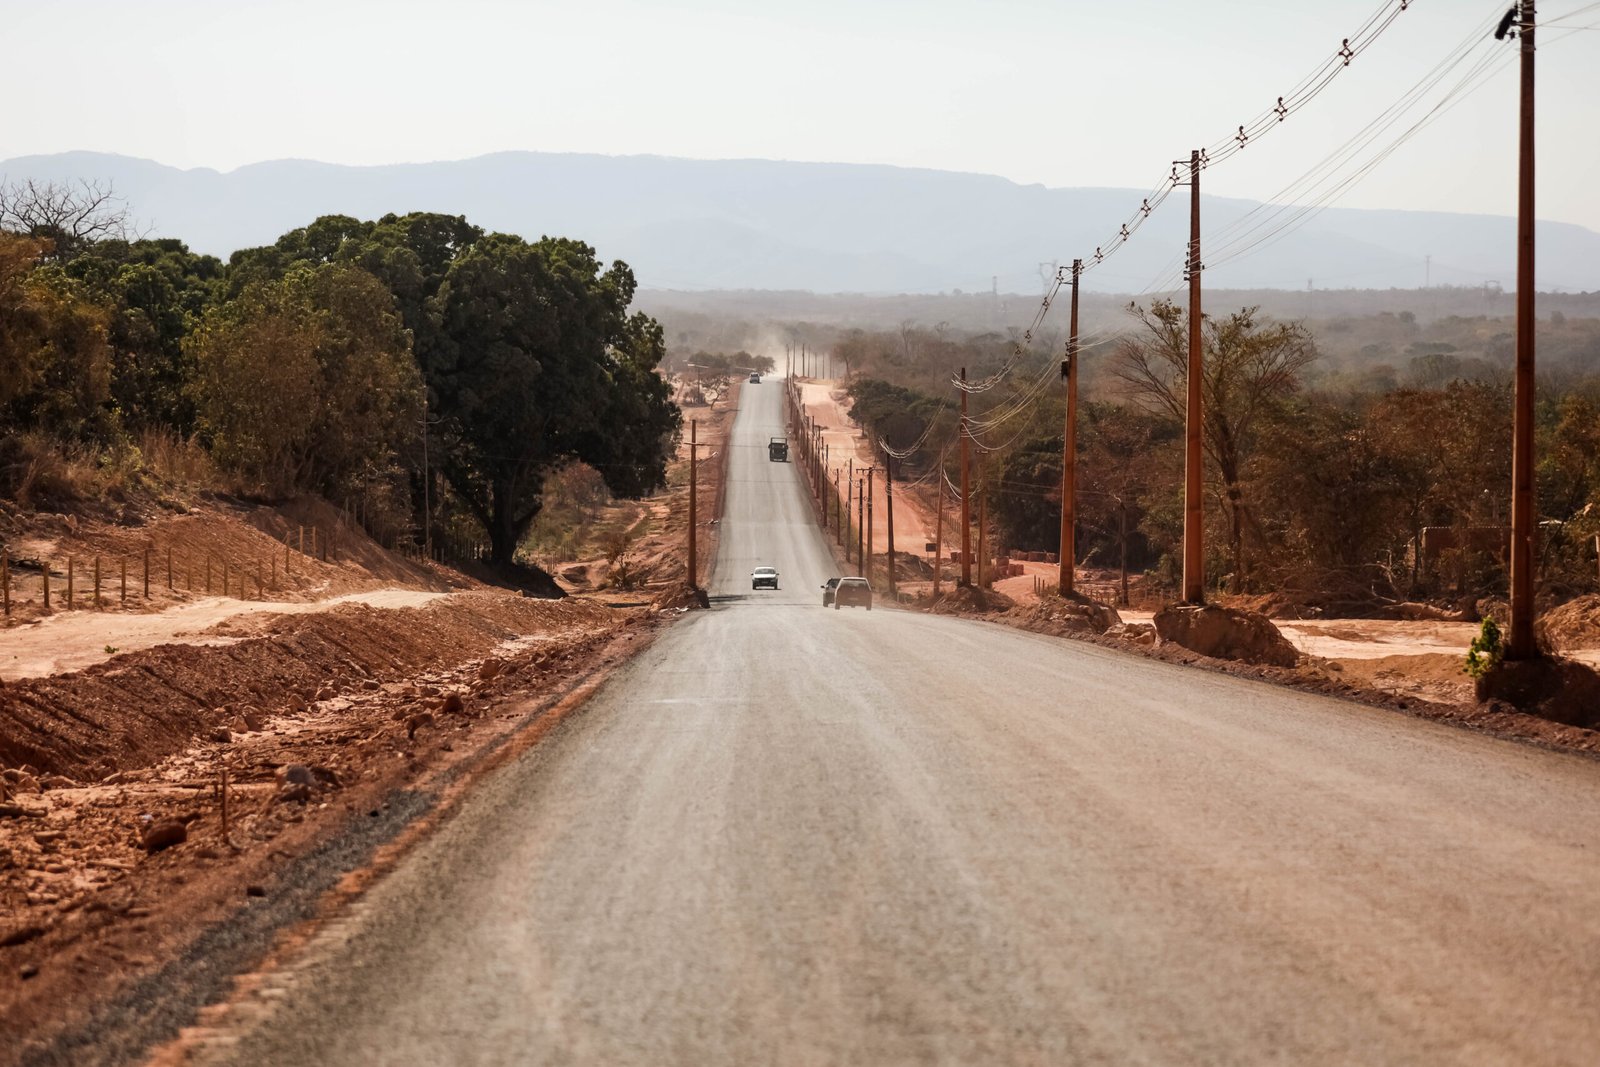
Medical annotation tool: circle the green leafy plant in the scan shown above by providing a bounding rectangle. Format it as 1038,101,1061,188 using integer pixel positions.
1464,617,1503,679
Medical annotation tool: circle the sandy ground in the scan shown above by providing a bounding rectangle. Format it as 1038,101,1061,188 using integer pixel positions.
0,589,451,681
797,379,939,558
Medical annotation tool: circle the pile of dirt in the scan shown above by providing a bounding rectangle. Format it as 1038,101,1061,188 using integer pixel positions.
1152,603,1300,667
1536,594,1600,653
1477,655,1600,728
0,593,622,780
0,606,654,1057
919,584,1015,615
652,581,710,610
1005,593,1122,636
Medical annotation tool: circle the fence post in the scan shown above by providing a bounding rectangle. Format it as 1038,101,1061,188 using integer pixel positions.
256,559,263,598
143,548,150,599
298,525,305,554
271,556,278,590
167,545,173,589
2,549,8,616
120,556,127,604
66,557,75,607
43,560,50,609
94,557,102,607
223,559,230,598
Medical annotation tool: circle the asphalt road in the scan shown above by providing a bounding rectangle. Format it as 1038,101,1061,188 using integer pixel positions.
203,379,1600,1066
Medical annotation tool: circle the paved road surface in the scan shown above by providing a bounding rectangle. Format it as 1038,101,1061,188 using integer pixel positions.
203,379,1600,1066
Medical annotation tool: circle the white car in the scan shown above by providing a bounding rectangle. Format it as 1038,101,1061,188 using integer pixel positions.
752,566,779,590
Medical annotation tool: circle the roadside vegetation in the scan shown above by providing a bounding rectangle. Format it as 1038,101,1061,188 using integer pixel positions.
828,301,1600,615
0,182,681,574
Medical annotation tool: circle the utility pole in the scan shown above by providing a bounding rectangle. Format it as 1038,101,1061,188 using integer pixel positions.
933,462,945,599
1181,148,1205,604
846,459,854,561
1058,258,1082,597
977,453,988,590
884,448,897,597
687,419,698,589
1508,0,1538,659
857,476,866,570
866,466,875,584
959,367,972,586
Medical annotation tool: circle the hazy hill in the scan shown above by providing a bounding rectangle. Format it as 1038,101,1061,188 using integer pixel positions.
4,150,1597,294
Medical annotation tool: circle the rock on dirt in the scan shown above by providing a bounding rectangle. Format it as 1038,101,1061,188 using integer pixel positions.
274,763,342,805
438,692,466,715
1152,604,1300,667
141,817,188,853
478,659,504,682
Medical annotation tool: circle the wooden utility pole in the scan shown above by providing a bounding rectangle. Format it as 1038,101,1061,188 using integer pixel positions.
883,448,897,597
1181,149,1206,604
845,467,854,561
1059,258,1082,596
857,476,866,569
1508,0,1538,659
865,466,875,583
977,454,988,590
959,367,972,586
688,419,699,589
933,466,945,599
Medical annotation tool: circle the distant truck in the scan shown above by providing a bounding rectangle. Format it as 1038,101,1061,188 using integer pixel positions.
768,436,788,462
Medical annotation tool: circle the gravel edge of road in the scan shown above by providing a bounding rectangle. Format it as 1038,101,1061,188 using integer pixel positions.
962,605,1600,762
10,620,671,1067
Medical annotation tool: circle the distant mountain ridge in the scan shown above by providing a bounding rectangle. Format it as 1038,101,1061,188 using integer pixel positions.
2,150,1596,294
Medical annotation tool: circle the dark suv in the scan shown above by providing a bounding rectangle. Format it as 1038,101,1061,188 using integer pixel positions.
833,576,872,610
821,577,840,606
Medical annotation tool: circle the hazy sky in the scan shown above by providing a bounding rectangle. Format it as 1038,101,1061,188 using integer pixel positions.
4,0,1598,230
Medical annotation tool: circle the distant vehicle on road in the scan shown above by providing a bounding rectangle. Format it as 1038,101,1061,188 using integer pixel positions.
749,372,761,383
768,436,788,462
832,576,872,610
821,577,840,606
752,566,780,590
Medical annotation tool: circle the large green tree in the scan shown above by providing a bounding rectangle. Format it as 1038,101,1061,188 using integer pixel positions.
187,263,421,498
426,234,679,562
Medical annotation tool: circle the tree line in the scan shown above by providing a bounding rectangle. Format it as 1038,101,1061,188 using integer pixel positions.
0,188,682,567
838,303,1600,610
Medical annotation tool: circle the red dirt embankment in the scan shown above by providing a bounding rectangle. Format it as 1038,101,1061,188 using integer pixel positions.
0,593,619,781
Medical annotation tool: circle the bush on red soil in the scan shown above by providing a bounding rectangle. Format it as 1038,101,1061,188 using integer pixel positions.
1476,655,1600,728
1152,603,1299,667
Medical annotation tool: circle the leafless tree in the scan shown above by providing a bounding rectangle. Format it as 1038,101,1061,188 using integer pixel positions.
0,179,132,261
1113,299,1318,591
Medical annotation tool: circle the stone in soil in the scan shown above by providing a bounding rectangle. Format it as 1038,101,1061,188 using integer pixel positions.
141,817,188,853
